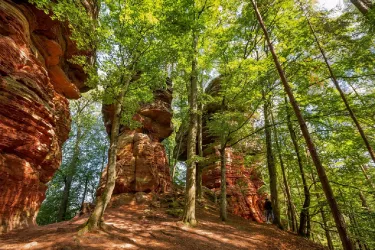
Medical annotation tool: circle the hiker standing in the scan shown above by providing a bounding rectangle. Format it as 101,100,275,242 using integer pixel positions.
264,198,273,224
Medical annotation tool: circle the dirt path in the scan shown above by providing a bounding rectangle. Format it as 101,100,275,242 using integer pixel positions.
0,204,326,250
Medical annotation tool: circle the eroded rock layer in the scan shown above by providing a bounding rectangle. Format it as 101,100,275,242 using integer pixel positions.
0,0,90,233
202,147,264,223
175,77,265,222
98,88,173,196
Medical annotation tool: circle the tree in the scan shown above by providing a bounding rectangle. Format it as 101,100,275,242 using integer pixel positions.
300,2,375,165
350,0,373,15
80,0,169,233
263,91,282,228
250,0,354,249
37,96,108,225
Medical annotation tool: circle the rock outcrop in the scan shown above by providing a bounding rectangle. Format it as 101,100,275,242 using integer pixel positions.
202,147,265,223
0,0,92,233
98,87,173,196
175,77,265,222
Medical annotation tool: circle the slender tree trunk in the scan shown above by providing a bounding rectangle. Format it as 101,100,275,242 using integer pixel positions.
220,146,227,221
182,30,199,226
350,0,373,15
263,93,282,228
93,147,107,204
321,208,335,250
172,135,183,182
359,191,370,210
270,108,296,231
58,176,73,221
311,173,334,250
58,125,82,222
196,102,204,200
285,97,311,237
80,79,127,233
360,165,375,189
79,176,89,214
341,189,370,250
303,8,375,165
250,1,353,248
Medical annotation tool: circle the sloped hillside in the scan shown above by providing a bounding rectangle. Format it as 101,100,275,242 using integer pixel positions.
0,195,325,250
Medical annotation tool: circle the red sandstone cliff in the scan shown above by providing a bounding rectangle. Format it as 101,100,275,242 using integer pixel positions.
0,0,92,233
98,88,173,196
202,147,265,223
175,77,265,222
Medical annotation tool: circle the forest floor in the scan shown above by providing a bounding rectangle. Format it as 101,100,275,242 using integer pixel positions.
0,196,326,250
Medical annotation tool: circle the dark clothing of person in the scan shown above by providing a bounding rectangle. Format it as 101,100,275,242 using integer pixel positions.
264,200,272,211
264,200,273,223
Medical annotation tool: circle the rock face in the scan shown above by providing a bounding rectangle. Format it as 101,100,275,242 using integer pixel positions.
98,88,173,196
0,0,91,233
175,77,265,222
202,147,265,223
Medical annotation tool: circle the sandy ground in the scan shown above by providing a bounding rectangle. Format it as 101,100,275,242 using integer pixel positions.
0,203,326,250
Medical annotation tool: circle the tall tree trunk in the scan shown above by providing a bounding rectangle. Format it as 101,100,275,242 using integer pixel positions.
270,108,296,231
263,93,282,228
182,30,198,226
250,1,353,248
285,97,311,237
350,0,373,15
79,176,89,214
58,125,82,222
80,79,127,233
341,189,370,250
196,101,204,200
359,191,370,210
360,165,375,189
311,173,334,250
303,8,375,165
58,176,73,221
321,208,335,250
172,135,183,182
220,146,227,221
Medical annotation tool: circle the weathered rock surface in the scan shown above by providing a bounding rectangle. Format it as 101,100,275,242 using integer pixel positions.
98,88,173,196
0,0,91,233
202,147,265,223
175,77,265,222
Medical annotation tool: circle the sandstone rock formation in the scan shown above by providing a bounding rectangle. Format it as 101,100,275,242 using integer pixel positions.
202,147,265,223
98,87,173,196
0,0,92,233
175,77,265,222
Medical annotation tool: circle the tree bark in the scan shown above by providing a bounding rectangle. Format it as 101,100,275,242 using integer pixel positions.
311,173,334,250
172,129,184,183
80,79,127,233
303,8,375,165
250,1,353,248
350,0,373,15
220,146,227,221
182,30,199,226
263,93,282,228
79,176,89,214
321,208,335,250
196,102,204,200
58,125,82,222
285,97,311,237
270,107,296,231
360,165,375,189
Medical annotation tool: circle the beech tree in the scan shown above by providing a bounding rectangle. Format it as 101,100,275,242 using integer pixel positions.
250,0,354,249
80,0,170,233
